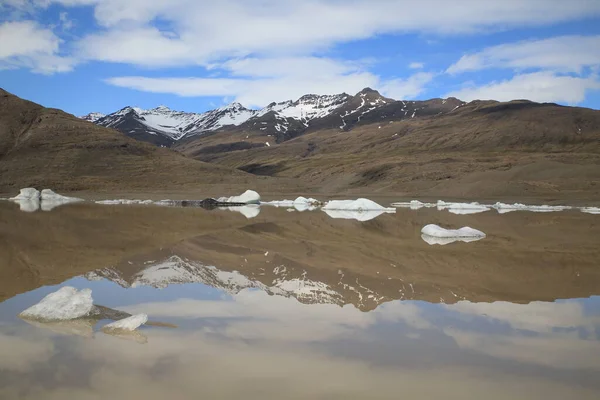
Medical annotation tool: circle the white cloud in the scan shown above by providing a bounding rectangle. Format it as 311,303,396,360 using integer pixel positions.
105,73,379,107
104,55,435,106
380,72,435,99
0,20,76,73
58,11,73,30
447,35,600,74
77,27,196,67
446,72,600,104
0,20,57,58
3,1,600,106
61,1,600,68
446,299,600,333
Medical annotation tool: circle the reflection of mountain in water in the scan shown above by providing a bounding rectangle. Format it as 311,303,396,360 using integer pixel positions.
86,254,425,311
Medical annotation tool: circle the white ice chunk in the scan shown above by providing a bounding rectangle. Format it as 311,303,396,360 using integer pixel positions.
391,200,436,209
95,199,154,205
421,224,486,239
492,202,572,213
14,199,40,212
436,201,490,214
446,204,490,215
217,190,261,204
580,207,600,214
40,189,83,203
322,198,395,221
19,286,94,322
9,187,40,201
264,199,295,208
263,196,321,210
293,197,320,211
322,198,393,212
101,314,148,332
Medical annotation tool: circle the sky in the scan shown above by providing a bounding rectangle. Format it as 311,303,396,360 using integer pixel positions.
1,0,600,116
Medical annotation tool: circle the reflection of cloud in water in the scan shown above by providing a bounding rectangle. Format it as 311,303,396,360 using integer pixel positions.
0,332,54,373
445,300,600,334
123,290,431,342
1,290,600,399
445,328,600,370
12,199,39,212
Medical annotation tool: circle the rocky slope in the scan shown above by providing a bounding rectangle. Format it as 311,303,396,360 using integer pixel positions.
0,88,264,193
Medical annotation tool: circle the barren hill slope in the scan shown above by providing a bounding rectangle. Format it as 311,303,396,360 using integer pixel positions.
0,88,272,194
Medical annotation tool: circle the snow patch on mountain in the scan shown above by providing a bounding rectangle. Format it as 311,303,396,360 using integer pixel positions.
80,112,106,123
95,103,258,141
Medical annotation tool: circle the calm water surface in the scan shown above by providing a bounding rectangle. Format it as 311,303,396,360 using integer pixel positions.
0,200,599,399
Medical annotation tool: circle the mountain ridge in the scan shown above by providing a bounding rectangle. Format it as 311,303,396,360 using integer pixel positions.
81,88,464,147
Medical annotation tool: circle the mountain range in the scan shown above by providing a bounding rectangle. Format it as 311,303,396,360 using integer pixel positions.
82,88,465,147
2,86,600,199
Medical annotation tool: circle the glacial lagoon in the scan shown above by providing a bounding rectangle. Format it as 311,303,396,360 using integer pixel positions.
1,199,599,399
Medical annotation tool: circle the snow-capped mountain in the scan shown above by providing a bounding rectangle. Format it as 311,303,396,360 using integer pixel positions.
89,103,258,146
80,112,105,123
82,88,465,147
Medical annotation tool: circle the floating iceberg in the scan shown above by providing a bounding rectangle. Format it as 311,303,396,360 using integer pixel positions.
19,286,94,322
39,189,83,211
580,207,600,215
491,202,572,213
391,200,436,210
264,196,321,211
9,188,83,212
421,224,486,245
390,199,590,215
95,199,154,205
217,190,261,204
101,314,148,332
40,189,83,203
9,187,40,201
14,199,40,212
322,198,394,212
322,198,395,221
437,201,490,215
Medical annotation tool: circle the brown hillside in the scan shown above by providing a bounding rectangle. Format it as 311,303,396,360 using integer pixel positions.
176,100,600,201
0,88,277,194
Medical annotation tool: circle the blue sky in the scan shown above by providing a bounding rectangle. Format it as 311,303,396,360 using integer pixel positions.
1,0,600,116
